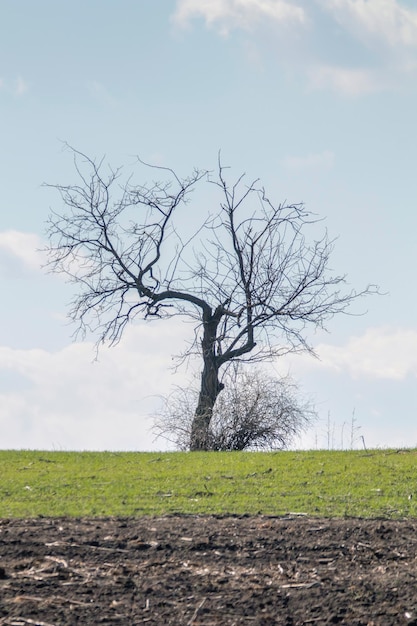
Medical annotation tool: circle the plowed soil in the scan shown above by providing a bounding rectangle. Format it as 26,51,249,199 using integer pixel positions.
1,516,417,625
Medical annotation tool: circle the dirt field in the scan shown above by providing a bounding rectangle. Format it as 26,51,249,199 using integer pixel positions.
1,515,417,625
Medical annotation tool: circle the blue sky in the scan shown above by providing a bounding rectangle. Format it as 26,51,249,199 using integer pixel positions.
1,0,417,450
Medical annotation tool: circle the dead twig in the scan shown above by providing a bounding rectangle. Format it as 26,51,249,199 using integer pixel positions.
2,618,58,626
280,581,321,589
10,593,91,608
187,597,207,625
45,540,130,553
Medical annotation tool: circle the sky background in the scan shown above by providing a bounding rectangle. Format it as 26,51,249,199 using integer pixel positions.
1,0,416,451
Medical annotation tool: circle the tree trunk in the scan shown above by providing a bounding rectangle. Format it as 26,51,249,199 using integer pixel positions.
189,312,223,451
190,358,224,450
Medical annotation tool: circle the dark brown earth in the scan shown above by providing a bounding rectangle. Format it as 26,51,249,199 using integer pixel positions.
1,516,417,625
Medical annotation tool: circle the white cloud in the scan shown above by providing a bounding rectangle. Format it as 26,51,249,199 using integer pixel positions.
174,0,417,46
0,320,193,451
172,0,417,95
320,0,417,48
311,0,417,93
307,64,385,95
312,327,417,380
282,150,335,172
172,0,306,35
277,326,417,449
0,231,45,271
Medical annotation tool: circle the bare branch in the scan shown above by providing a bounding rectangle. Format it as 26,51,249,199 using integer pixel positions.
44,148,377,449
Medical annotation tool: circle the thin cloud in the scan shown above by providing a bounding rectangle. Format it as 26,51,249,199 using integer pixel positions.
282,150,335,172
14,76,29,96
172,0,417,95
0,231,45,271
311,0,417,93
310,0,417,89
172,0,307,35
0,76,29,96
313,327,417,380
88,80,117,108
320,0,417,48
307,64,385,95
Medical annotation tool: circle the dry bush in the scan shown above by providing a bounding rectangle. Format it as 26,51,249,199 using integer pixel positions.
154,366,316,451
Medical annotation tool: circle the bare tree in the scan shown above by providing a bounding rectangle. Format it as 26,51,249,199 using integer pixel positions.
154,365,316,451
45,146,376,450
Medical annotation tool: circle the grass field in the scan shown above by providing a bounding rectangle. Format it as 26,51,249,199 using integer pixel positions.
1,449,417,518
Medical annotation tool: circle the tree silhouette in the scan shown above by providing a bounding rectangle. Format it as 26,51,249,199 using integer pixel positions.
45,147,375,450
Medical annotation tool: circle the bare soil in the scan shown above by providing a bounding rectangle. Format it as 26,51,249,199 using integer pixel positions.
1,516,417,625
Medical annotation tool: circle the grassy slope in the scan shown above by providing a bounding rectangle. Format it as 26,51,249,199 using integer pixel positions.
1,449,417,518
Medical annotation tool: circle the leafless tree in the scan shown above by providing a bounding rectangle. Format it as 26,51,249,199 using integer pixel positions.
153,365,316,451
45,146,376,450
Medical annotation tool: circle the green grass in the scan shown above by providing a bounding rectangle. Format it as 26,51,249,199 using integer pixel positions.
1,449,417,518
